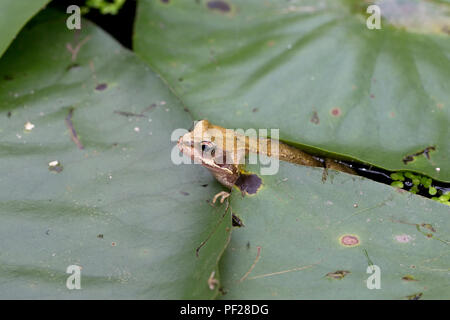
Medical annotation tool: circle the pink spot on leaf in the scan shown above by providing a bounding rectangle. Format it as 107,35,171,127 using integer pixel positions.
395,234,412,243
340,234,360,247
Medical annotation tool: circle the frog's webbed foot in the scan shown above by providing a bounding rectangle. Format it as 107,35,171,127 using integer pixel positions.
212,191,230,204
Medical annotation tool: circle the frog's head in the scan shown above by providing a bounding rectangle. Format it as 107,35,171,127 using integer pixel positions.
177,120,229,172
177,120,243,188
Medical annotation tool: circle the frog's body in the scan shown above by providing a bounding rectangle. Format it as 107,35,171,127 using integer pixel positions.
177,120,354,203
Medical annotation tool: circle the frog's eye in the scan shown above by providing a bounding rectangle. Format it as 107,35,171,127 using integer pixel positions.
201,141,215,156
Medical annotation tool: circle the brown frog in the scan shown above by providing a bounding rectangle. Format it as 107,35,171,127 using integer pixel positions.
177,120,354,203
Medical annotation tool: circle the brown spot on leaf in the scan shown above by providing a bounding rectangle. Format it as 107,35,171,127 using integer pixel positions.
218,287,227,295
403,156,415,164
235,173,262,195
142,103,157,113
180,191,189,196
402,275,418,281
402,146,435,164
65,107,84,150
114,110,145,118
252,108,258,113
95,83,107,91
406,292,422,300
326,270,350,280
311,111,320,124
207,0,231,12
161,0,170,3
3,74,13,81
7,111,11,118
421,223,436,233
66,63,80,71
370,94,375,98
339,234,360,247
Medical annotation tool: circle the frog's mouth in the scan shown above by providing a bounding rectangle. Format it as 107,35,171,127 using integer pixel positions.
177,136,209,163
177,136,234,174
177,136,195,160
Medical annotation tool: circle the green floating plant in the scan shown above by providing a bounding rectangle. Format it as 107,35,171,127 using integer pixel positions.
421,176,432,188
391,180,404,188
429,186,437,196
432,193,450,206
391,171,449,206
390,172,404,181
83,0,126,15
409,185,419,194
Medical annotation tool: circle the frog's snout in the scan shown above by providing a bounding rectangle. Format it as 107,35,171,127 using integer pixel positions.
177,136,184,152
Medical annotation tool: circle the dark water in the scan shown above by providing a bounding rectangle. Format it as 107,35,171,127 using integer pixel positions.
50,0,136,49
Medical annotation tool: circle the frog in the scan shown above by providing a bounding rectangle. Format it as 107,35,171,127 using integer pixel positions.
177,120,355,203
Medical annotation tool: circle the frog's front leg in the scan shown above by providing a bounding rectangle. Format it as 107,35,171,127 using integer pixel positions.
212,191,231,204
208,163,239,205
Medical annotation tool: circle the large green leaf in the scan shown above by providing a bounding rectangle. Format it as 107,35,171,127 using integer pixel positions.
220,163,450,299
0,10,231,299
0,0,51,58
134,0,450,182
1,2,448,300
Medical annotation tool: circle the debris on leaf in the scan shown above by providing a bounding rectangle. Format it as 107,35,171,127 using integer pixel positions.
208,271,218,290
326,270,350,280
406,292,423,300
24,121,35,132
402,275,418,282
48,161,63,173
